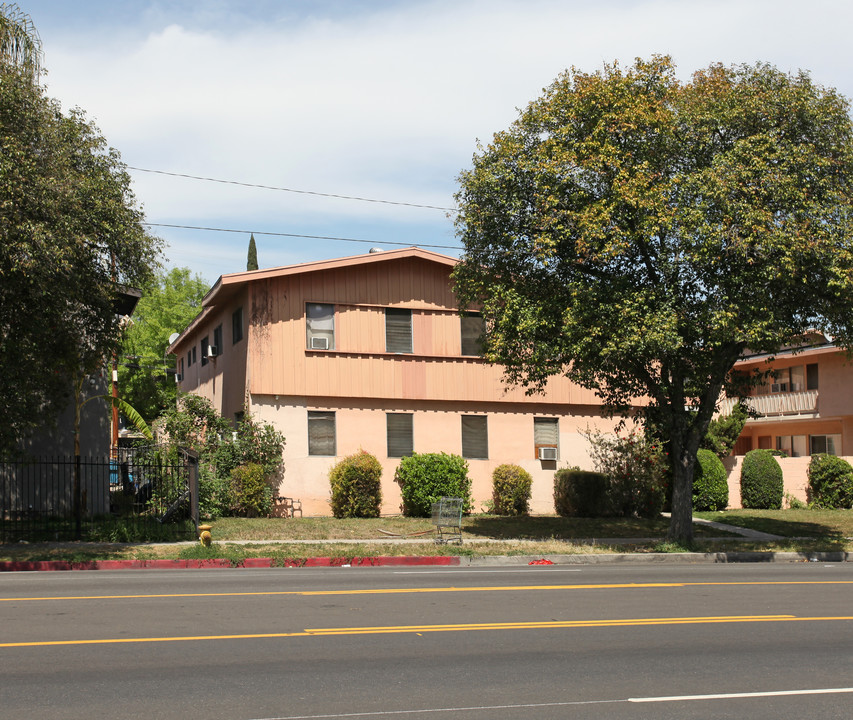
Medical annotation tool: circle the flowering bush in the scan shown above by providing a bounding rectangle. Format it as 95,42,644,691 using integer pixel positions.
584,429,667,518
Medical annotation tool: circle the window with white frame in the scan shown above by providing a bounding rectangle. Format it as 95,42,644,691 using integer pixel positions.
387,413,414,457
461,415,488,459
306,303,335,350
385,308,412,353
308,411,336,456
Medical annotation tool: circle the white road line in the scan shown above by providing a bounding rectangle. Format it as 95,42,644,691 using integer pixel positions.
629,687,853,703
251,688,853,719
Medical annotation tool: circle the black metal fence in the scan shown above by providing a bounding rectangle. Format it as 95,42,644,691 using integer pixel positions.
0,445,198,542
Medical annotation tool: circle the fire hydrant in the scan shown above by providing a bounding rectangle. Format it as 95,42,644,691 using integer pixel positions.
198,524,213,547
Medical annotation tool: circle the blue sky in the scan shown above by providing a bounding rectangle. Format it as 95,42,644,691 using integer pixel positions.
19,0,853,284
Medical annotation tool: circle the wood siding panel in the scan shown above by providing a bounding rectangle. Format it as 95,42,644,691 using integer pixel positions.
245,256,599,406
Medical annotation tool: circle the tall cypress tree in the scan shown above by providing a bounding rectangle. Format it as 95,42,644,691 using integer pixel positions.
247,234,258,271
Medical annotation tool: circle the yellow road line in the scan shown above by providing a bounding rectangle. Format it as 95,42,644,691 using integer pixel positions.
3,614,853,648
3,580,853,604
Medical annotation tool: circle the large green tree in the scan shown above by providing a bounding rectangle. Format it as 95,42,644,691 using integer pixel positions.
452,56,853,542
119,267,208,423
0,4,161,453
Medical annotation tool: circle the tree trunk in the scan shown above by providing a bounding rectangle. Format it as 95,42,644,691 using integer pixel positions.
668,459,694,543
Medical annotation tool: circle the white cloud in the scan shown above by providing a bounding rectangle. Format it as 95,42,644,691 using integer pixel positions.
26,0,853,281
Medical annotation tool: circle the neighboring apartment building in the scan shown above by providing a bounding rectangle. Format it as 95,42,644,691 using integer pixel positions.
167,247,628,515
717,333,853,504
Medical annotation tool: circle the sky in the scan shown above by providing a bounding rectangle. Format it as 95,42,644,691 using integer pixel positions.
18,0,853,285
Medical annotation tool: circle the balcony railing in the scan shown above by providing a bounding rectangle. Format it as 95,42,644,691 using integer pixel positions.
718,389,818,418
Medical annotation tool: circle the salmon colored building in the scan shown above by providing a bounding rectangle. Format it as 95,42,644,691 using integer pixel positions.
718,334,853,506
167,247,626,515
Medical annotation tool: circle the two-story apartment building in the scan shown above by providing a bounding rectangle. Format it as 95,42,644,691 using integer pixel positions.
167,247,629,515
718,333,853,504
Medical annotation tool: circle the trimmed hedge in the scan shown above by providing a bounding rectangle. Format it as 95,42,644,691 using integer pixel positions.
554,469,612,517
329,451,383,518
394,452,472,517
692,449,729,511
740,449,783,509
492,464,533,516
807,454,853,509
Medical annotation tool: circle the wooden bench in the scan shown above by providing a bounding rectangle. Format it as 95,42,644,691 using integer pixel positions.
430,496,463,544
273,496,303,518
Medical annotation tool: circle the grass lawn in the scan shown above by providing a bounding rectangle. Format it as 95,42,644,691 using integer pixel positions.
1,510,850,564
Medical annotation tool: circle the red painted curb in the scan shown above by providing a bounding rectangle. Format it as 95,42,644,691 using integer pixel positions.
0,556,461,572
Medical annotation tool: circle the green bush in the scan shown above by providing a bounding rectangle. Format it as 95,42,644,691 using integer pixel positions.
394,452,472,517
329,451,383,518
692,449,729,511
553,469,611,517
740,449,783,509
807,454,853,509
491,464,533,515
230,463,274,517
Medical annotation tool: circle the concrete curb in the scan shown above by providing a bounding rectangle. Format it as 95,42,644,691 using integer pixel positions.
1,551,849,572
0,556,462,572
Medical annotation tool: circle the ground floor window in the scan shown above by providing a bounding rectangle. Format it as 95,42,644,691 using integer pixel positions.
308,411,336,456
810,434,841,456
776,435,807,457
534,417,559,460
387,413,414,457
461,415,488,459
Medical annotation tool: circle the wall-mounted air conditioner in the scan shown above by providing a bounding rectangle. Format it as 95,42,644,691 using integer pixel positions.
538,447,558,461
208,345,219,358
310,336,329,350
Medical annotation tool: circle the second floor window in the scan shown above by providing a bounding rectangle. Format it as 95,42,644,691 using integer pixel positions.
307,303,335,350
200,336,209,366
213,325,223,356
461,312,485,356
386,308,412,353
232,307,244,344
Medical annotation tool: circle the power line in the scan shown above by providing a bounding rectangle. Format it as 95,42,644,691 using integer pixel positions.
144,222,464,252
127,166,459,212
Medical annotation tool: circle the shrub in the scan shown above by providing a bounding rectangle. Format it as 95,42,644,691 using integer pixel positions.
329,451,383,518
554,469,611,517
692,449,729,511
230,463,274,517
394,452,472,517
740,449,783,509
584,429,667,518
807,454,853,509
491,464,533,515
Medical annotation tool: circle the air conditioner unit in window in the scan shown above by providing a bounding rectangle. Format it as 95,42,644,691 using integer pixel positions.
538,447,558,461
208,346,219,358
310,336,329,350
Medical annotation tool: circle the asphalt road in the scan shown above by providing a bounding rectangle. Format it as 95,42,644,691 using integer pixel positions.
1,563,852,719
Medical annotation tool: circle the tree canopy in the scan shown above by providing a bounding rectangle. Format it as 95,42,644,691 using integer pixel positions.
119,267,208,423
452,56,853,541
0,4,161,453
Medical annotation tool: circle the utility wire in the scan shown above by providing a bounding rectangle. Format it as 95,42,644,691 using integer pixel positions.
143,222,464,252
127,166,459,212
